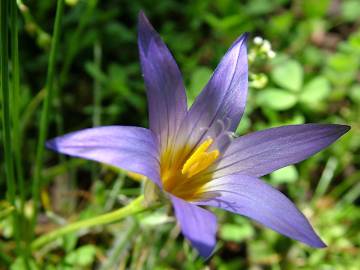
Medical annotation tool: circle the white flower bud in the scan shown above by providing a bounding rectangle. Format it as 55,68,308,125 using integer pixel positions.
253,36,263,45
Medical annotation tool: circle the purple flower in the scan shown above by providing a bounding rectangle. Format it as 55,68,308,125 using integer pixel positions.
47,12,350,258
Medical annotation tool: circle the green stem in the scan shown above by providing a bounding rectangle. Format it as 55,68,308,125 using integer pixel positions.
17,0,51,49
59,0,98,86
10,1,29,263
1,0,16,208
0,0,15,211
1,0,21,257
31,195,150,250
313,157,337,200
92,41,102,127
90,41,102,181
11,0,26,213
20,88,45,141
32,0,65,235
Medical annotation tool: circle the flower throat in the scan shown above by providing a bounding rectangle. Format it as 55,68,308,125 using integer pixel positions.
161,138,220,201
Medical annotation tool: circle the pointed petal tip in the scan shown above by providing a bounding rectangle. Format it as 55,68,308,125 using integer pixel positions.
187,239,216,259
338,124,351,134
138,10,145,17
316,240,327,249
46,138,57,151
328,123,351,139
138,10,149,26
199,174,329,252
306,235,327,249
237,32,250,42
242,32,250,41
137,11,159,56
171,196,217,259
230,32,249,51
138,11,151,33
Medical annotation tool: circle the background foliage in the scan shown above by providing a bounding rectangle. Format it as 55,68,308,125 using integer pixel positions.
1,0,359,269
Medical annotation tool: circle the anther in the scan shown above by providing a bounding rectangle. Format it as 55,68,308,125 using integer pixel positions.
181,138,220,178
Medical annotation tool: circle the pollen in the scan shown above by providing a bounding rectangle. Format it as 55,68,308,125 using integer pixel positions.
182,138,219,178
161,137,220,201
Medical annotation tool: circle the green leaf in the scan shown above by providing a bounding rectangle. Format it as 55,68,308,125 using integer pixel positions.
64,245,97,267
246,0,278,15
300,76,330,105
348,30,360,54
303,46,326,66
327,53,359,72
220,223,254,243
270,165,299,184
10,258,38,270
257,88,297,110
271,59,303,91
62,232,78,253
84,61,107,84
326,52,359,86
341,0,360,22
188,67,212,105
268,11,294,36
235,115,251,134
0,201,14,220
349,84,360,103
302,0,331,18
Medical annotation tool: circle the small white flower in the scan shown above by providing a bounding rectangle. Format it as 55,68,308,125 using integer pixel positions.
261,40,271,52
253,36,264,45
267,50,276,58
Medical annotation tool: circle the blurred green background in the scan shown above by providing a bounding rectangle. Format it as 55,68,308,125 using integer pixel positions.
1,0,359,269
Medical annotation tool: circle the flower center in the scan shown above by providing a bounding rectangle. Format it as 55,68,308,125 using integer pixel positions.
161,138,220,201
181,138,219,178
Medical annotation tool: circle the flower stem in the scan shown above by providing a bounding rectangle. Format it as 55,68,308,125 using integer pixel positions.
31,195,151,250
32,0,65,236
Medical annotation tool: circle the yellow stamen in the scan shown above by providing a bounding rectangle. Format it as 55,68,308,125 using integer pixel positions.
181,138,220,178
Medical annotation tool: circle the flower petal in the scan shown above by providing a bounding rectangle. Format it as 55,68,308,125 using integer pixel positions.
211,124,350,178
171,195,217,258
138,12,187,152
190,33,248,131
47,126,161,186
173,33,248,153
198,174,326,248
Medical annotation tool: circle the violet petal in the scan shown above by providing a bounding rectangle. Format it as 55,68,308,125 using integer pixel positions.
173,33,248,152
46,126,161,186
198,174,326,248
138,12,187,152
171,195,217,258
212,124,350,178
